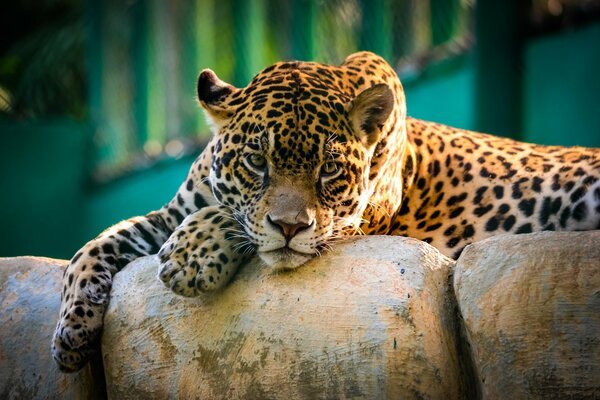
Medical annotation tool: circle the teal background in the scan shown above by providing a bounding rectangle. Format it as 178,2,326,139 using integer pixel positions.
1,8,599,260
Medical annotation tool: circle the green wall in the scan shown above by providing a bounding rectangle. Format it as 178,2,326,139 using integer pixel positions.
0,120,91,258
404,56,476,131
82,157,193,240
405,20,600,150
523,22,600,148
0,120,192,259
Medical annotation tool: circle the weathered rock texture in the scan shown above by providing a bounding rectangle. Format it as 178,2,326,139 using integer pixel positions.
454,231,600,399
0,257,105,400
102,236,469,399
2,231,599,399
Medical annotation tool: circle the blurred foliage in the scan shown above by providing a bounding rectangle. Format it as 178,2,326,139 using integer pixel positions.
0,0,86,119
15,0,600,178
0,0,476,125
1,0,599,122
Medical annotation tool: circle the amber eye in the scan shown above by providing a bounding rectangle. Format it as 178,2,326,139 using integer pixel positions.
321,161,341,178
246,153,267,172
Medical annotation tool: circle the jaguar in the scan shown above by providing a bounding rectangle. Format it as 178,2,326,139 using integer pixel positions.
52,51,600,372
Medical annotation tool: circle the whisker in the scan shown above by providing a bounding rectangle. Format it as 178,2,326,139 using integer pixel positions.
218,215,241,223
367,200,391,218
226,234,250,241
232,240,256,255
223,227,247,235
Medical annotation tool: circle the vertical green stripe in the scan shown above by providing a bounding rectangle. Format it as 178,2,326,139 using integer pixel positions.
291,0,315,61
394,0,414,57
412,0,432,55
430,0,460,46
359,0,392,62
132,0,149,146
233,0,266,86
191,0,216,137
147,1,166,146
85,0,104,166
474,1,523,139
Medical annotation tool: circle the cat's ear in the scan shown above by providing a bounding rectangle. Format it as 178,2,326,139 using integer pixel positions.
347,83,394,147
197,69,239,131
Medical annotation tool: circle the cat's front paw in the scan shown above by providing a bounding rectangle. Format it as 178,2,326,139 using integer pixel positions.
52,263,108,372
158,206,249,296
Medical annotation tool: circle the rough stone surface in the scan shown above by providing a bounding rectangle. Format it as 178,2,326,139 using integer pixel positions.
102,236,468,399
0,257,105,400
454,231,600,399
4,231,599,399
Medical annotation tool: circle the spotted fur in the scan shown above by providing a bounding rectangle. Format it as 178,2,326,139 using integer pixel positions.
53,51,600,372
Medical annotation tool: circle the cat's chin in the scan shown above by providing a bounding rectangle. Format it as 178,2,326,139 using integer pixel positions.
258,247,315,270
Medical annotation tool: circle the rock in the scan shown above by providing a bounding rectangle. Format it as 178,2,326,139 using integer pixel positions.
102,236,471,399
0,257,105,400
454,231,600,399
5,232,597,399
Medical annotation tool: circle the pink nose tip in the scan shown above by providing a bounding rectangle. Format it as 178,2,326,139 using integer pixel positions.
267,215,312,241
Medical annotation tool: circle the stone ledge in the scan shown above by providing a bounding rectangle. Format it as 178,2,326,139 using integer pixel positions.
454,231,600,399
102,236,468,399
0,257,105,400
1,231,599,399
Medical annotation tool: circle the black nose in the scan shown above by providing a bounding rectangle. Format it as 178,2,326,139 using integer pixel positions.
267,215,312,241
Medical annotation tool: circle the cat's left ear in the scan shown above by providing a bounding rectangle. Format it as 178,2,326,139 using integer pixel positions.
347,83,394,147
